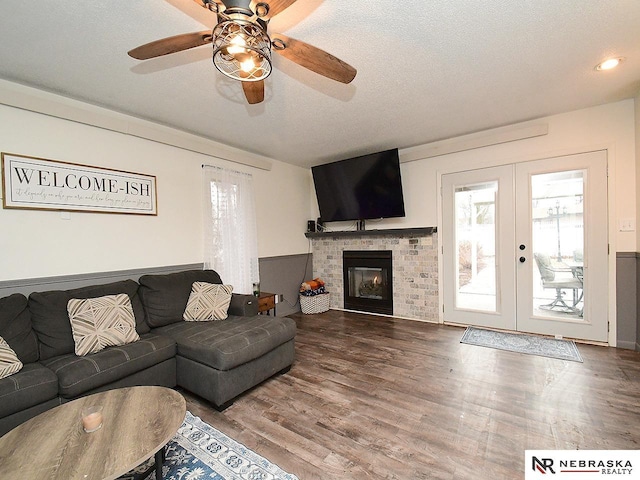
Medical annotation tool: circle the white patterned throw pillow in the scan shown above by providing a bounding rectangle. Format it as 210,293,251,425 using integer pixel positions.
67,294,140,356
0,336,23,379
183,282,233,321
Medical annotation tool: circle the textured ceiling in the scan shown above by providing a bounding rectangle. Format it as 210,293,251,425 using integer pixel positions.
0,0,639,168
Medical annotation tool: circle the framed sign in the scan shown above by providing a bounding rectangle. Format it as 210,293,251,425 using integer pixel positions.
1,153,157,215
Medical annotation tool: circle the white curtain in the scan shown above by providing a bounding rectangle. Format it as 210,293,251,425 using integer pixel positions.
202,165,259,294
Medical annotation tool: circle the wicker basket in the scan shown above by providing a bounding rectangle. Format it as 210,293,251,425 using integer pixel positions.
300,293,330,314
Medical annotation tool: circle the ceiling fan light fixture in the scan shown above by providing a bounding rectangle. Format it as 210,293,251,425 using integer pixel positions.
128,0,358,104
212,19,272,81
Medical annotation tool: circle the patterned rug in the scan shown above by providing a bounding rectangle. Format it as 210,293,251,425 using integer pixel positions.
460,326,583,362
120,411,299,480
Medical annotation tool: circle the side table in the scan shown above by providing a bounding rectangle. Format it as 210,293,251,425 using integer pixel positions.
258,292,277,315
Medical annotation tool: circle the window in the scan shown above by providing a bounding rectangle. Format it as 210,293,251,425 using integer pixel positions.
202,166,259,294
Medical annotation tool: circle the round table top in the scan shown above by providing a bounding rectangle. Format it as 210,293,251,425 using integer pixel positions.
0,386,186,480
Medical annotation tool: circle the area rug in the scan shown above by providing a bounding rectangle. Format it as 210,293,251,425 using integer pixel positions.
120,411,299,480
460,326,583,362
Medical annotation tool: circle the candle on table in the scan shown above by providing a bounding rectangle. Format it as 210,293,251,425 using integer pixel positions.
81,406,103,433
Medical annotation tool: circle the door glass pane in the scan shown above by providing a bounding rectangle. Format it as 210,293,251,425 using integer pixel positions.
454,182,497,312
531,170,584,319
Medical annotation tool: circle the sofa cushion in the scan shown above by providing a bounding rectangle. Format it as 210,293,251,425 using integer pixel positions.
0,337,23,379
183,283,233,321
0,363,59,418
0,293,39,363
152,315,296,371
138,270,223,328
29,280,149,361
41,332,176,398
67,294,140,356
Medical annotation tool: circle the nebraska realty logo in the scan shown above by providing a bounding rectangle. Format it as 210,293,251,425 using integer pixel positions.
525,451,639,479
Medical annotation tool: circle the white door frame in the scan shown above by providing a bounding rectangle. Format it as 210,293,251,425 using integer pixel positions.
436,148,616,345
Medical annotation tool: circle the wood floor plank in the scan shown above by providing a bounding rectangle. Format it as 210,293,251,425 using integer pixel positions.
183,310,640,479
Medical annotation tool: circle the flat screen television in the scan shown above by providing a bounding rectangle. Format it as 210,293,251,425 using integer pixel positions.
312,148,405,222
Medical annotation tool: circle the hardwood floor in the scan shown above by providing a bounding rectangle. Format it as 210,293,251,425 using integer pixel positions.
184,310,640,479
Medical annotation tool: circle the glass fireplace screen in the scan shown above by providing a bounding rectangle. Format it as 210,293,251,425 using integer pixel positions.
347,266,389,300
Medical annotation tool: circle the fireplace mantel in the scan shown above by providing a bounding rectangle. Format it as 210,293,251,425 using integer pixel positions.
305,227,436,239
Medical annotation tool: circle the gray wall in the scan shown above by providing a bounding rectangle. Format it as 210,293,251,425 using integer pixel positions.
258,253,312,317
637,254,640,351
0,255,312,318
2,252,636,348
0,264,204,298
616,252,639,350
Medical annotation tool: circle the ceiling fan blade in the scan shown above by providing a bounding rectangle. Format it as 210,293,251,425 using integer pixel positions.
128,31,213,60
250,0,297,20
242,80,265,104
271,33,357,84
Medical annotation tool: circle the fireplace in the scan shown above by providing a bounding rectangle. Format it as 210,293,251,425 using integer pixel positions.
343,250,393,315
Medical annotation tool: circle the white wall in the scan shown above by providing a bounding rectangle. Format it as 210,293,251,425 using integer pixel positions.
254,159,314,257
312,100,636,251
3,88,635,286
0,103,311,281
403,100,636,250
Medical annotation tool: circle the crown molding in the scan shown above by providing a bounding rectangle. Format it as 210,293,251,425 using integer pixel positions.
400,122,548,163
0,79,273,171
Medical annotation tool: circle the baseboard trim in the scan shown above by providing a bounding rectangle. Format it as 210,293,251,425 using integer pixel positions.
616,340,640,351
334,307,439,324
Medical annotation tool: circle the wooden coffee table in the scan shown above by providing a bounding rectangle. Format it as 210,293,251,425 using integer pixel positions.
0,386,186,479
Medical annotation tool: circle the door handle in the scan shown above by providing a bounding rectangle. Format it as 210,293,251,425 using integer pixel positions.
519,256,526,263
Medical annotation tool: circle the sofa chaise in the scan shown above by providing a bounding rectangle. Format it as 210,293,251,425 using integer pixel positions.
138,269,296,409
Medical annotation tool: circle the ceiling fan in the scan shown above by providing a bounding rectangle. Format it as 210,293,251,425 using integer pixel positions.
128,0,357,104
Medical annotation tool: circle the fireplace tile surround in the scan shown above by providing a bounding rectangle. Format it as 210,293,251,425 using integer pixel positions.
309,229,439,321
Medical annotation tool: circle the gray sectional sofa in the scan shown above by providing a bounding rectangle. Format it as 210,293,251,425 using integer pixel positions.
0,269,296,436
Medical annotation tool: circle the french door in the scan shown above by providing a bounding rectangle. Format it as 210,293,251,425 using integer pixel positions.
442,151,608,342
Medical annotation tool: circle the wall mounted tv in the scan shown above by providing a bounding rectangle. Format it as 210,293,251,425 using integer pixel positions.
312,148,405,222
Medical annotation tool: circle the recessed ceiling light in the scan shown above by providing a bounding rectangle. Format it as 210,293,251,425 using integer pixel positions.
595,57,625,71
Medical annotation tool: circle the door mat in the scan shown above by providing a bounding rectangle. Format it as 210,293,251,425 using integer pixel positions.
460,326,583,362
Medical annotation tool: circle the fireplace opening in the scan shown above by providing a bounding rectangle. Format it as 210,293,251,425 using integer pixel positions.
343,250,393,315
